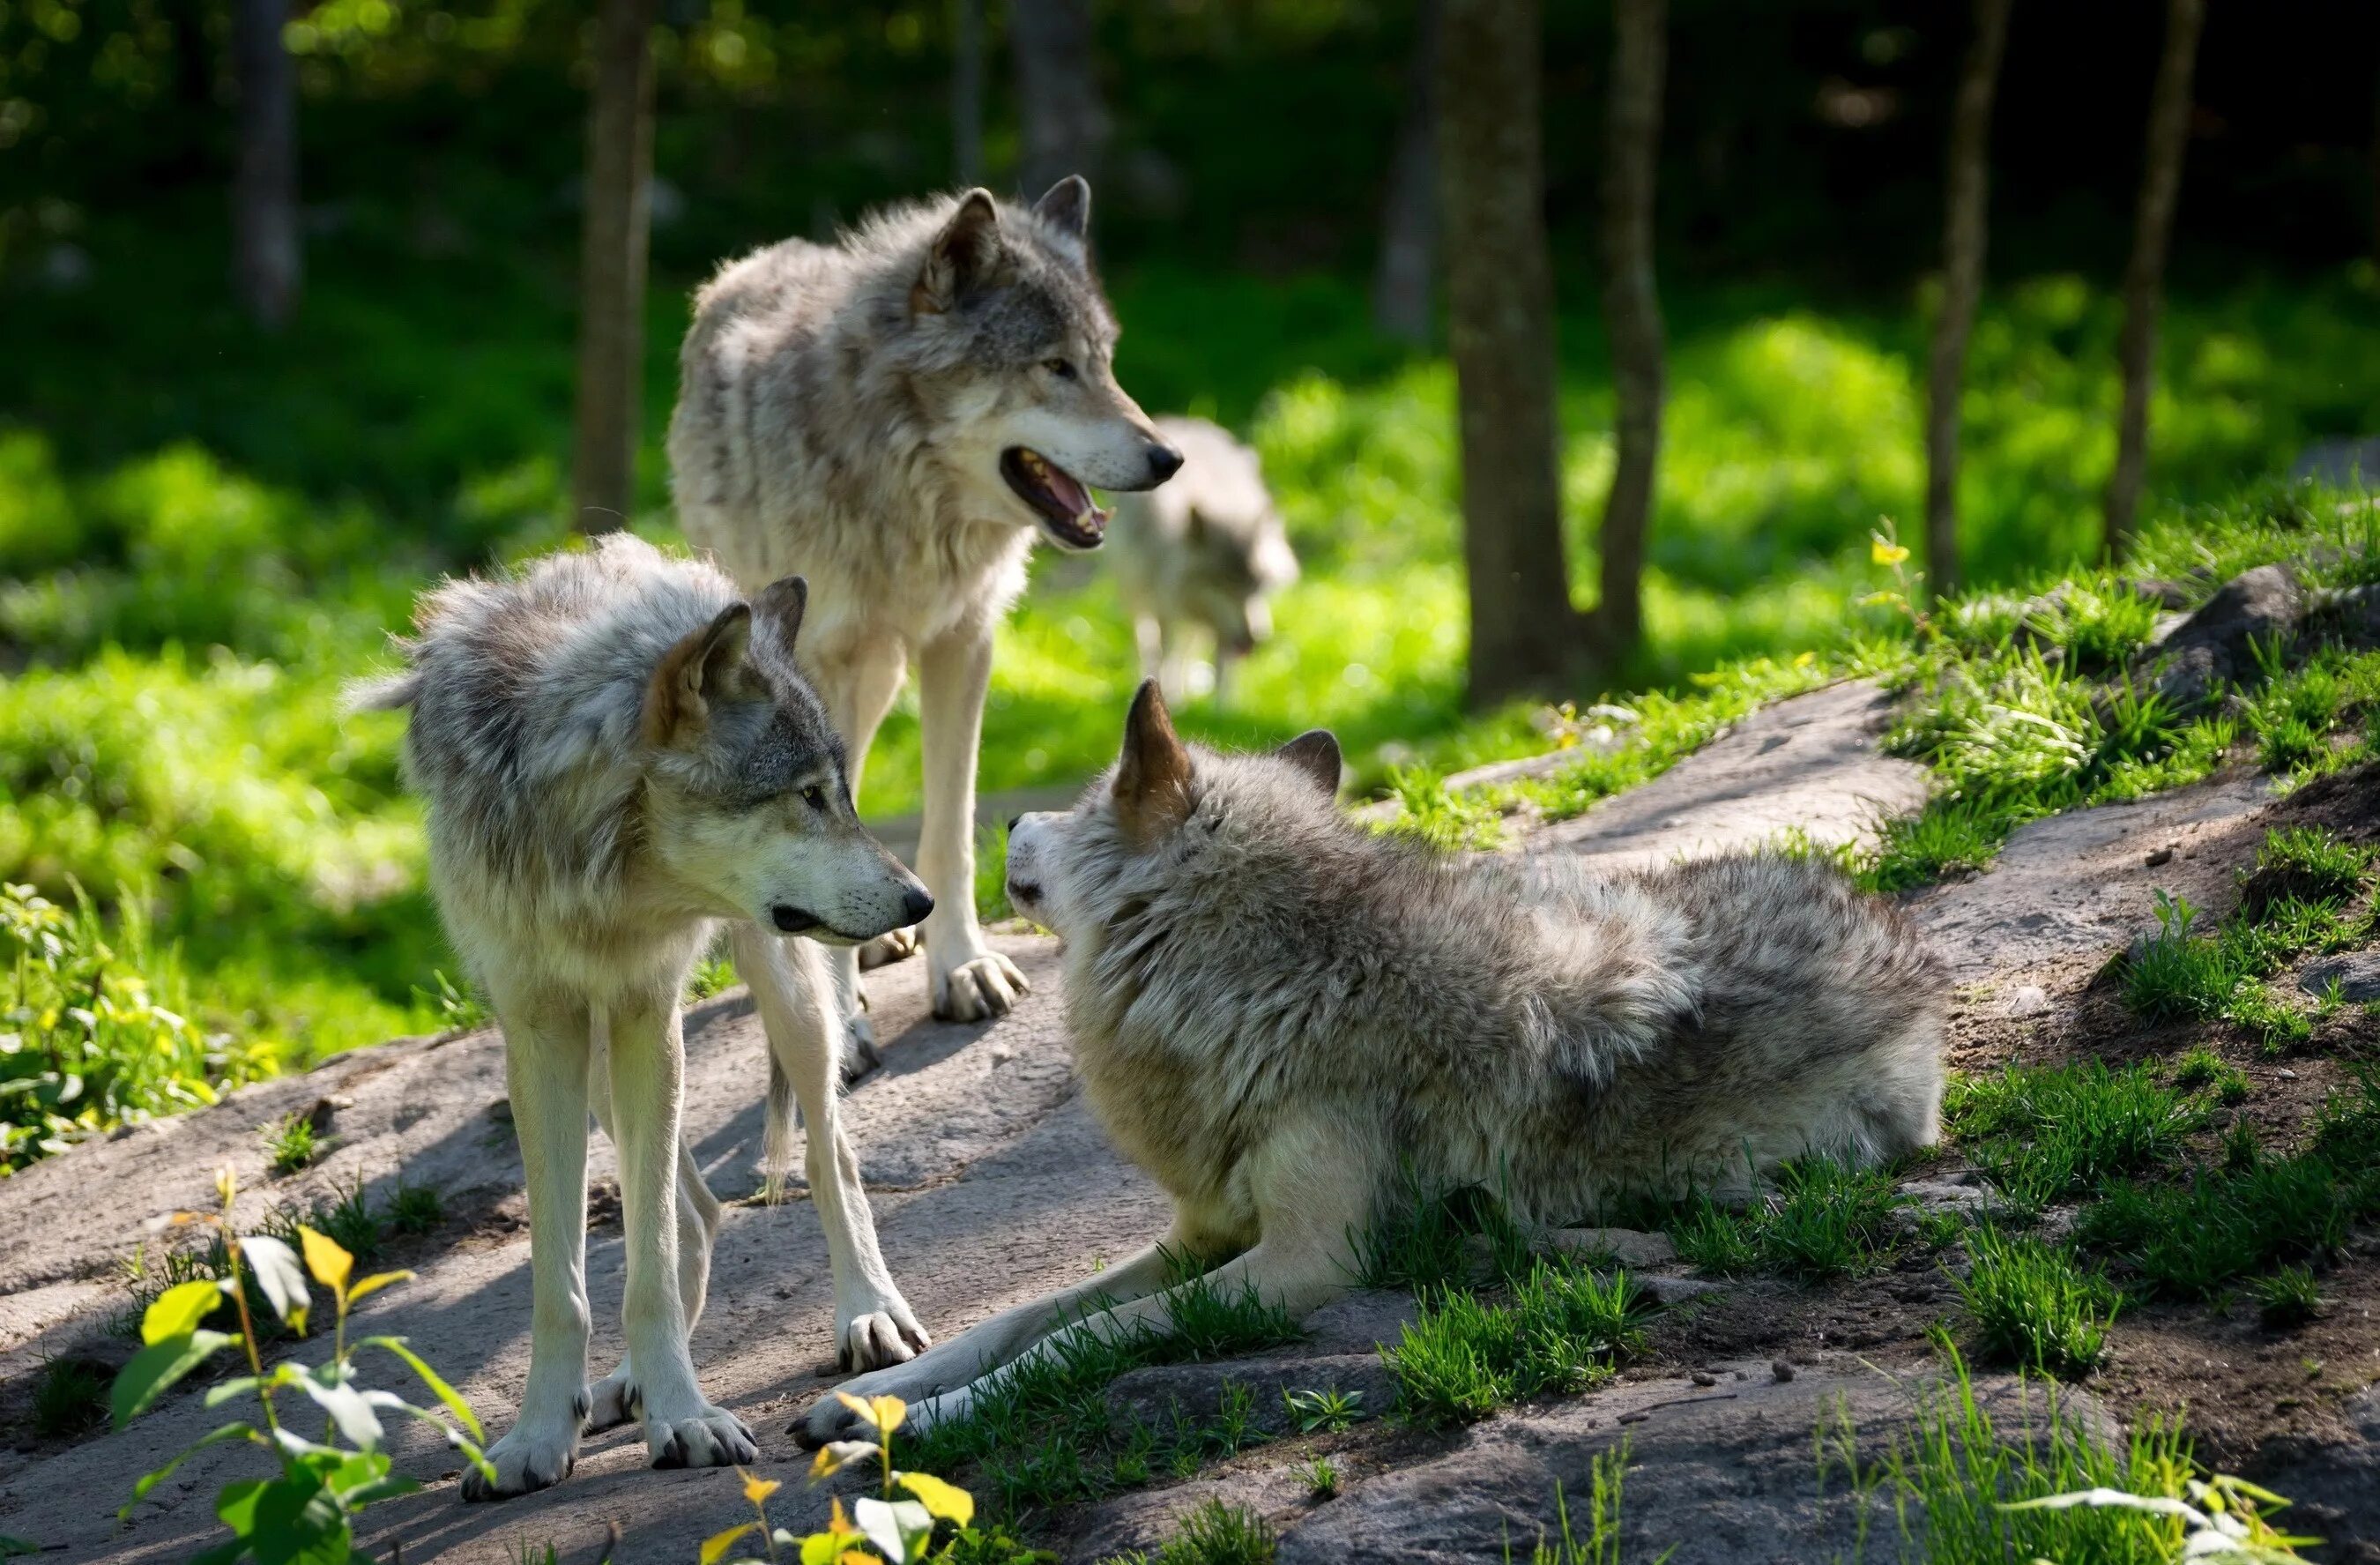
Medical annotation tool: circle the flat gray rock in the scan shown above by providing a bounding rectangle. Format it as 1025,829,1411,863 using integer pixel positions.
2302,951,2380,1003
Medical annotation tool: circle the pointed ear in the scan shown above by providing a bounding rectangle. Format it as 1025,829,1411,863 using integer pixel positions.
1033,175,1091,256
1113,678,1194,842
913,189,1002,314
751,573,807,654
642,601,752,748
1276,729,1341,796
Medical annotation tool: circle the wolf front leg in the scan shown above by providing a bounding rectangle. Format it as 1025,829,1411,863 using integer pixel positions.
732,922,927,1370
465,982,595,1502
602,986,757,1471
582,1046,724,1432
916,624,1027,1021
817,633,912,1078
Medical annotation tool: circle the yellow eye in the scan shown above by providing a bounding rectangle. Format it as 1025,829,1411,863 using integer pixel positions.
803,786,828,811
1045,357,1076,380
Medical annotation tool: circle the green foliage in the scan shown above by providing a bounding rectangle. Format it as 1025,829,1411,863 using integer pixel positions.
382,1174,444,1237
730,1397,1034,1565
683,950,739,1005
1380,766,1505,853
30,1356,108,1439
975,822,1014,927
1947,1061,2205,1215
1107,1500,1276,1565
1297,1453,1341,1500
2168,1047,2250,1107
1384,1260,1645,1428
1662,1157,1908,1280
263,1112,321,1177
1954,1229,2119,1381
2251,1266,2324,1330
1508,1439,1654,1565
1,879,252,1167
1357,1174,1532,1293
1282,1387,1363,1435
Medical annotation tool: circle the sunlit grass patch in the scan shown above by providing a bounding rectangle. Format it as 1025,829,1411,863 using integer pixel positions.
1385,1259,1646,1428
1954,1229,2119,1381
1946,1062,2205,1217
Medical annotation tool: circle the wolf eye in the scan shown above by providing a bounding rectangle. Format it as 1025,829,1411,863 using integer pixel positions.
802,786,829,811
1044,357,1076,380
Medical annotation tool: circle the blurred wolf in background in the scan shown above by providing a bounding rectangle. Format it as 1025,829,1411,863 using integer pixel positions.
671,177,1182,1077
353,536,934,1498
1109,415,1299,707
802,680,1945,1440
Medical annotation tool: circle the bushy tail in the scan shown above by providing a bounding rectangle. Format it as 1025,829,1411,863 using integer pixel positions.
759,1050,799,1202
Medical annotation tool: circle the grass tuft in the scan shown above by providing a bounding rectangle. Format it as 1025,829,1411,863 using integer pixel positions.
262,1112,320,1176
1386,1260,1645,1428
30,1357,109,1439
2251,1265,2325,1329
1947,1062,2203,1215
1954,1229,2119,1380
1114,1499,1277,1565
1510,1437,1643,1565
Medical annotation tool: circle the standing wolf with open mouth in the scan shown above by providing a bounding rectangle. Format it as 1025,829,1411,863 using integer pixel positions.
671,177,1181,1077
353,536,934,1497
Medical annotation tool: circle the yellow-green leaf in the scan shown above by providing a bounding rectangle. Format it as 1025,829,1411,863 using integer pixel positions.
299,1226,353,1296
1871,538,1910,566
342,1271,414,1308
897,1471,974,1529
142,1279,227,1346
741,1470,781,1507
700,1522,755,1565
832,1391,906,1435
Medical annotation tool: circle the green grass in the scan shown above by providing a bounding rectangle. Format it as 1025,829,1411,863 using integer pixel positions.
261,1112,321,1177
1297,1453,1340,1500
1107,1499,1276,1565
2251,1265,2325,1329
1383,1259,1646,1429
1953,1229,2119,1381
29,1357,109,1439
1508,1439,1646,1565
2168,1047,2250,1107
1946,1061,2206,1217
1663,1156,1910,1280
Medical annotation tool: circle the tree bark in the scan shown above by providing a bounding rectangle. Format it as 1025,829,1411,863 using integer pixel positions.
1439,0,1575,707
1592,0,1666,664
1372,0,1441,345
1009,0,1108,197
231,0,299,330
1923,0,2012,603
2104,0,2205,560
952,0,985,186
570,0,660,533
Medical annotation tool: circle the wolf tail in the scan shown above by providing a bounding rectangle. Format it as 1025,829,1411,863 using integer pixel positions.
342,670,421,713
759,1050,799,1203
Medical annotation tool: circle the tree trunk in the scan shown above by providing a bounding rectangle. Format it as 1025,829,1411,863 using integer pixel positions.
570,0,660,533
1372,0,1441,345
1009,0,1108,197
231,0,299,330
1593,0,1666,664
2104,0,2205,560
1923,0,2012,603
952,0,985,186
1439,0,1574,708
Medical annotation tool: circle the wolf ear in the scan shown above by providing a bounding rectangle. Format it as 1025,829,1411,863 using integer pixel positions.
914,189,1002,314
642,601,752,748
752,573,807,654
1276,729,1341,796
1113,678,1193,841
1033,175,1091,258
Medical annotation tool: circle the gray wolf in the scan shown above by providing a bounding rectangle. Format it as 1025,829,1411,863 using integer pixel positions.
800,680,1945,1441
1108,414,1298,706
670,177,1180,1078
352,535,934,1498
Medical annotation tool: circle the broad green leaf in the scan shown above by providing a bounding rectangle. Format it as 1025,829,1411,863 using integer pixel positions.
297,1226,351,1297
237,1235,312,1336
896,1471,974,1529
122,1422,260,1516
799,1536,844,1565
338,1476,420,1508
113,1330,237,1429
342,1270,413,1307
243,1472,350,1565
215,1478,268,1534
142,1279,227,1345
356,1336,482,1441
852,1496,933,1564
701,1522,757,1565
296,1372,384,1449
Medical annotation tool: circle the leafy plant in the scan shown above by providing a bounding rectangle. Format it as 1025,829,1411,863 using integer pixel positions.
1380,765,1504,853
411,969,489,1033
262,1111,321,1176
1283,1387,1363,1435
110,1166,492,1565
1298,1453,1341,1500
2003,1473,2318,1564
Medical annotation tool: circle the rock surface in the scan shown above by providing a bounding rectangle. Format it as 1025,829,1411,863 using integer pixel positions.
2144,563,2305,707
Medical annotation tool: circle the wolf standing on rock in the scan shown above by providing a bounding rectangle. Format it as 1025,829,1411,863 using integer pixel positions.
353,537,933,1497
671,177,1181,1071
805,682,1945,1441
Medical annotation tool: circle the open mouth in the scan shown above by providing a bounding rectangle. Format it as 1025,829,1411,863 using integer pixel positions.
1001,448,1109,550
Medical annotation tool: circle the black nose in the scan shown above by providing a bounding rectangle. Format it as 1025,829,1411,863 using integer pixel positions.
1146,443,1184,483
770,904,819,935
901,886,935,925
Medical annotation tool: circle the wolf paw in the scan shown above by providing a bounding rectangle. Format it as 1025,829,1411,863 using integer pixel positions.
463,1415,580,1502
584,1365,641,1432
839,1300,931,1372
645,1402,757,1470
931,950,1028,1023
841,1011,884,1085
858,927,919,971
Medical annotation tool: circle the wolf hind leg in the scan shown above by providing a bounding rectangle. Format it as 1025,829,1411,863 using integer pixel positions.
814,633,910,1078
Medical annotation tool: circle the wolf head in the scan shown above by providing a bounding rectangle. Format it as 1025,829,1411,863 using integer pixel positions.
1005,679,1339,936
1179,502,1298,658
903,178,1181,552
640,574,932,943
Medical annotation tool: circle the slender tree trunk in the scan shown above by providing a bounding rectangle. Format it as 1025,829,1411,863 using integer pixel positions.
1009,0,1108,197
1372,0,1441,345
2104,0,2205,560
2369,59,2380,269
231,0,299,329
1439,0,1574,707
1593,0,1666,664
1923,0,2012,603
571,0,659,533
952,0,985,186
